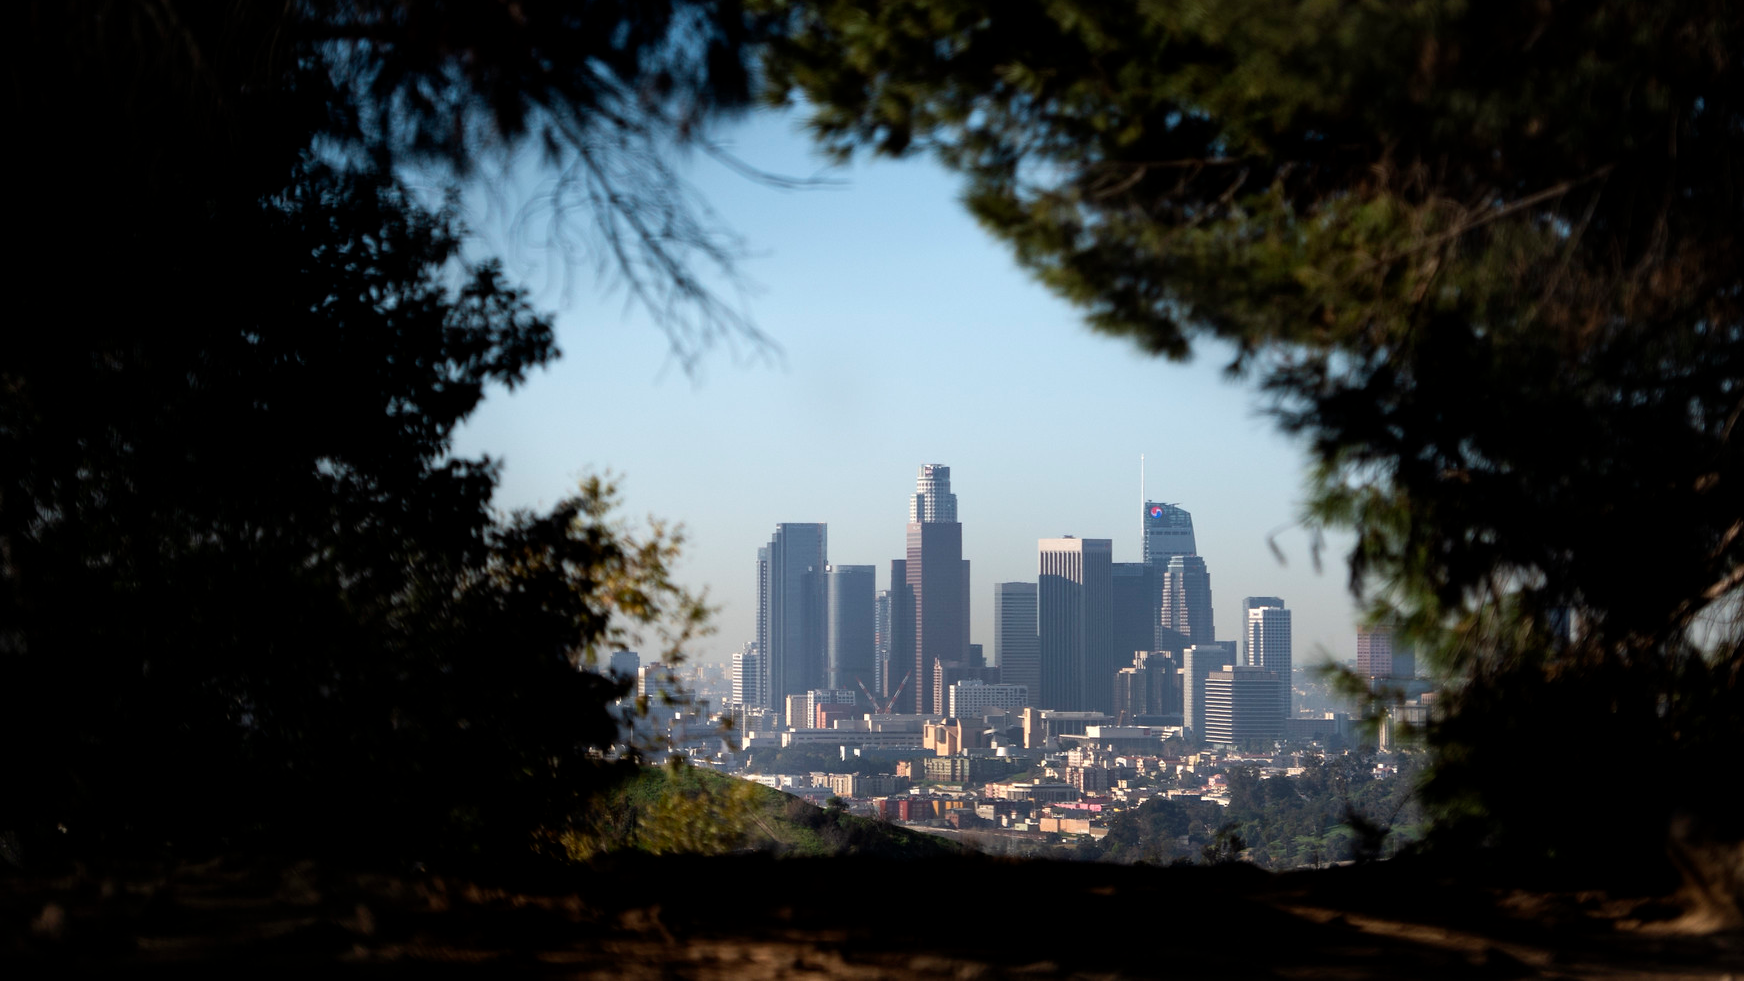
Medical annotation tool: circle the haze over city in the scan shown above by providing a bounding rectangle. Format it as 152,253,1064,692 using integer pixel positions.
450,111,1364,668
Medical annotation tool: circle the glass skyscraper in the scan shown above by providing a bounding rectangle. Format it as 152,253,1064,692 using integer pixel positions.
757,523,827,711
903,465,966,714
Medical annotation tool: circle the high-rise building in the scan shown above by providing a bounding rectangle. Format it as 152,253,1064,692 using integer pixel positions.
904,465,966,714
1037,537,1115,713
1142,501,1197,566
873,589,893,696
1392,641,1416,681
887,558,914,701
1202,666,1285,746
1139,502,1196,655
1182,641,1236,743
1244,598,1292,719
994,582,1039,706
1113,650,1180,723
1356,624,1393,678
638,662,682,705
1241,596,1285,659
758,523,827,711
910,463,958,523
1159,554,1215,651
730,642,761,708
1111,561,1160,663
825,564,876,699
961,558,973,653
607,650,640,682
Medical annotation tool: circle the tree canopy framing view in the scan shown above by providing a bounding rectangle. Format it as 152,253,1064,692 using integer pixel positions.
4,0,1740,902
5,0,761,864
754,0,1742,879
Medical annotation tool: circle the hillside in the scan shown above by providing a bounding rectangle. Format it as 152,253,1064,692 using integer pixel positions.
559,764,962,861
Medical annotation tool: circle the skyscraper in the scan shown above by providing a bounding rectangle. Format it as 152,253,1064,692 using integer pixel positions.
730,642,761,709
1182,640,1236,743
757,523,827,711
1037,537,1114,712
1241,596,1285,658
1159,554,1215,651
825,564,876,699
873,588,892,696
1138,501,1197,656
904,465,967,714
1244,598,1292,718
994,581,1039,707
887,558,914,702
1114,650,1179,723
1202,666,1285,746
1357,624,1413,679
1111,561,1161,661
910,464,958,522
607,650,641,682
1142,501,1197,566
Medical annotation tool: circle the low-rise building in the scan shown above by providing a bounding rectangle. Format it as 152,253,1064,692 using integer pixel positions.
985,781,1080,804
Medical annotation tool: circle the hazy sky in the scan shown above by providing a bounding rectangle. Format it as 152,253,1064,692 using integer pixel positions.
450,109,1364,669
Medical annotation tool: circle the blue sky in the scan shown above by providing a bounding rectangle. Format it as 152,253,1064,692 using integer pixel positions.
450,109,1363,669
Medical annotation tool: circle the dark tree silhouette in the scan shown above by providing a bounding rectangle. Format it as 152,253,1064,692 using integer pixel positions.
755,0,1744,883
4,2,758,864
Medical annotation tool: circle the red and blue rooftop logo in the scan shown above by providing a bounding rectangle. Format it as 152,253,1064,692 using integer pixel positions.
1149,506,1164,518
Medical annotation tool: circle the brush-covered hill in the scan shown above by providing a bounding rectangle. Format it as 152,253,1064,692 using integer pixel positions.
558,763,962,861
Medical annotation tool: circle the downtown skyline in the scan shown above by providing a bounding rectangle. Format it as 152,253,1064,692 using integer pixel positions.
449,109,1365,668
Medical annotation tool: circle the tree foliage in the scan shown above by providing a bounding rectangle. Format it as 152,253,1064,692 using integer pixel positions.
1091,755,1421,869
5,2,761,863
756,0,1744,878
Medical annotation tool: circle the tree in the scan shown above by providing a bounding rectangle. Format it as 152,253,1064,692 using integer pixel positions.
5,2,764,864
755,0,1743,881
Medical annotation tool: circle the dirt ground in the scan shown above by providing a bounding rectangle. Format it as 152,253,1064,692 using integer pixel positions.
6,853,1742,978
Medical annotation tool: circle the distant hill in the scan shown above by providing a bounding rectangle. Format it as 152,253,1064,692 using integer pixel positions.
559,763,962,861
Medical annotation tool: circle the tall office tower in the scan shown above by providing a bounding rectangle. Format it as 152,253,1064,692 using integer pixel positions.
825,564,876,699
1111,562,1161,662
1241,596,1285,660
638,662,681,704
757,523,828,712
905,465,966,714
1113,650,1181,722
1150,650,1184,719
1113,666,1147,722
1356,624,1394,678
1181,641,1237,743
961,559,973,653
754,547,770,700
1037,537,1115,713
909,463,958,522
1142,502,1197,566
1159,554,1216,652
1392,641,1416,681
887,558,915,701
1202,666,1285,746
1244,598,1293,718
873,589,892,696
730,642,761,708
607,650,641,682
994,582,1039,706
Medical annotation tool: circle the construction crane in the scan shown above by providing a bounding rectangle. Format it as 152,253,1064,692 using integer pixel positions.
855,671,913,715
